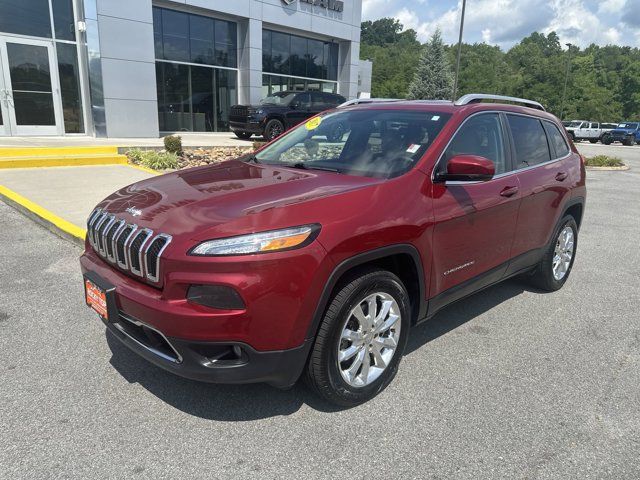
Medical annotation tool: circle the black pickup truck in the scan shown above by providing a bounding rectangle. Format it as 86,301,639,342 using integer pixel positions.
229,91,345,141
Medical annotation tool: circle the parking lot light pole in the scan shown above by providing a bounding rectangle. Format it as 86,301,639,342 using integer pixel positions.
560,42,573,121
452,0,467,101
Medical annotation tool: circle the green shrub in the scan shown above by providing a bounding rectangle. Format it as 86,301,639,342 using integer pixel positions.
584,155,624,167
126,148,178,170
163,135,182,155
140,150,179,170
125,148,145,164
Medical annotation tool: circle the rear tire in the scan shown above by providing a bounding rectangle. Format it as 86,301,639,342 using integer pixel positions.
233,131,252,140
624,136,634,146
529,215,578,292
305,268,411,407
568,132,575,142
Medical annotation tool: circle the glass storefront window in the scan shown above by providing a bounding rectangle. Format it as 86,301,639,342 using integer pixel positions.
0,0,52,38
263,29,339,81
153,7,237,69
262,74,337,97
56,42,83,133
52,0,75,41
156,62,237,132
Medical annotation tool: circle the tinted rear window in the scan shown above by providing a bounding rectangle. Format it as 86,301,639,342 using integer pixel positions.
544,122,570,158
507,115,551,168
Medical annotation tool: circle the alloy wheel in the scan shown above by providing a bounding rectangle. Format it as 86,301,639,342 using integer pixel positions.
337,292,401,388
268,123,283,139
552,225,575,281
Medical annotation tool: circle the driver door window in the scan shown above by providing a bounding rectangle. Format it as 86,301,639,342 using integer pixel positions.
443,113,507,175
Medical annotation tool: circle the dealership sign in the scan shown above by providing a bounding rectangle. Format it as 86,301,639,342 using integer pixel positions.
282,0,344,12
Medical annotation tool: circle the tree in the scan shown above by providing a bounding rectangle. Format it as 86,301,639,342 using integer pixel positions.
407,29,453,100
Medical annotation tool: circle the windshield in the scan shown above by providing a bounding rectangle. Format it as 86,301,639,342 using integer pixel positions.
567,121,583,128
617,122,638,129
254,109,452,178
261,92,296,106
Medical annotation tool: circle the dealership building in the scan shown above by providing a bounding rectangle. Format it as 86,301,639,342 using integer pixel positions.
0,0,366,138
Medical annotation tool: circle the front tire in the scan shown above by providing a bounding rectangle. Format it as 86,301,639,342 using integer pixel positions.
529,215,578,292
263,119,285,141
602,135,612,145
305,268,411,407
589,139,597,144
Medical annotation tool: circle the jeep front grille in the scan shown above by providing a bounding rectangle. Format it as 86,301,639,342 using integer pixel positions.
87,208,172,284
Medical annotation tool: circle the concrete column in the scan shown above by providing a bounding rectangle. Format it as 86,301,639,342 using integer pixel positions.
238,17,263,106
338,39,359,100
96,0,159,137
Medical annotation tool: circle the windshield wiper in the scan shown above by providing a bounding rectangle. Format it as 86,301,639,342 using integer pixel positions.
244,154,260,164
290,162,340,173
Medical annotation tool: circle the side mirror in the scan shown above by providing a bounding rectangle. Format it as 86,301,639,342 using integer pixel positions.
436,154,495,182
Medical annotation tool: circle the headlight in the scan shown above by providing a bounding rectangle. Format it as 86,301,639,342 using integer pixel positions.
189,225,320,256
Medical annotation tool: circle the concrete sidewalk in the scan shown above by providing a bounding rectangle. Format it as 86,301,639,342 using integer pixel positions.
0,165,154,243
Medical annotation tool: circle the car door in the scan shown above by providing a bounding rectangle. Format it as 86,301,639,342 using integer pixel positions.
310,92,327,114
285,93,311,129
507,115,574,266
429,112,521,307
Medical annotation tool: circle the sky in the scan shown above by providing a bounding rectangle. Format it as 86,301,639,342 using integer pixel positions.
362,0,640,49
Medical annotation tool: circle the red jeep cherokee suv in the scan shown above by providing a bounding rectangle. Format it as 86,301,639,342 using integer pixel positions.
81,94,585,406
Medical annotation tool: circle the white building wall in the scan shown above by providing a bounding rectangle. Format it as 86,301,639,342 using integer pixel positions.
94,0,362,137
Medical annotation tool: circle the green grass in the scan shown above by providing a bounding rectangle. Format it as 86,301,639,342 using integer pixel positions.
584,155,624,167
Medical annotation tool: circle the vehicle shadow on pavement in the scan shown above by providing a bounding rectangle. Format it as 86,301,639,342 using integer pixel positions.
106,333,343,419
405,277,541,355
106,277,543,419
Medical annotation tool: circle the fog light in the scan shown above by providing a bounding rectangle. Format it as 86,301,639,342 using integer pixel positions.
187,284,245,310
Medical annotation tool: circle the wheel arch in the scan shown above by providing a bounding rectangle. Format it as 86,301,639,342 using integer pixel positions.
305,244,427,341
564,196,585,230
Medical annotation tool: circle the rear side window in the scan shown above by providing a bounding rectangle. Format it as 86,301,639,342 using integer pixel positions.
507,115,551,168
543,122,570,158
443,113,507,174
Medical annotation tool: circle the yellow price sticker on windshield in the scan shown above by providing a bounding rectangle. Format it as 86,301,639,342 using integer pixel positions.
305,116,322,130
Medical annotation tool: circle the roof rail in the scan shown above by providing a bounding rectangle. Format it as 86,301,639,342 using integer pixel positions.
455,94,546,111
337,98,402,108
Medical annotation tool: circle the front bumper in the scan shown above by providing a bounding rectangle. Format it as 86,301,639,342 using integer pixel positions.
229,119,265,135
105,309,311,388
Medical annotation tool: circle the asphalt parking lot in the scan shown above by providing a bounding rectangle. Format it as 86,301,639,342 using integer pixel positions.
1,156,639,479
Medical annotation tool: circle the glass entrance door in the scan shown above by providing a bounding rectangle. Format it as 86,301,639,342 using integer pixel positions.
0,37,63,136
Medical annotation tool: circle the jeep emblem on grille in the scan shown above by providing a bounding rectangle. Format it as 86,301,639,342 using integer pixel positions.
126,206,142,217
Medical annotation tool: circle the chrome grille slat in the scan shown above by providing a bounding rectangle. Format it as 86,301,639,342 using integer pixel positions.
105,220,125,262
86,209,169,285
92,213,109,249
128,228,153,277
87,209,102,247
97,215,115,256
116,224,137,269
144,234,172,283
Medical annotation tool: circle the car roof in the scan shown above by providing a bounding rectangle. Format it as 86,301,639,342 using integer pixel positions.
336,94,566,123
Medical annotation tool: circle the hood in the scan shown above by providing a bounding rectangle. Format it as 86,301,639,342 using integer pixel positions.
97,160,381,239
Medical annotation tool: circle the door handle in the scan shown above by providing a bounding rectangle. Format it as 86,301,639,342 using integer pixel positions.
500,186,519,197
555,172,568,181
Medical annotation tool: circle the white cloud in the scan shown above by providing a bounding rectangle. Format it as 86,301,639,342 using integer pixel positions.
366,0,640,48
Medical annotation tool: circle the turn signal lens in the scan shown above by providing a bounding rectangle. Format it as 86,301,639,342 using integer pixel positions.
189,225,320,256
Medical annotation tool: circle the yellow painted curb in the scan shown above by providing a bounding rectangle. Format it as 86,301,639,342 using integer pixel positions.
0,155,128,169
0,184,86,244
0,146,119,157
127,163,160,175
